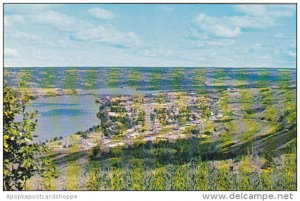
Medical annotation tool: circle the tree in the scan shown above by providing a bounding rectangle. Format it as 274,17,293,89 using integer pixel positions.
3,84,58,191
91,144,102,159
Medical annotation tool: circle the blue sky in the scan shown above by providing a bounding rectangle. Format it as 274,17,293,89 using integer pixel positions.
4,4,296,67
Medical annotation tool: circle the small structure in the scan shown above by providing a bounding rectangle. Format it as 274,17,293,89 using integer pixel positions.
143,136,156,142
227,87,238,93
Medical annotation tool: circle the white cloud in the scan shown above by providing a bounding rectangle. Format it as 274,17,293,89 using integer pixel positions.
88,7,115,19
72,25,117,41
4,48,19,58
194,13,276,39
4,4,295,68
236,5,295,17
214,25,241,38
71,25,142,48
208,39,236,46
287,51,296,57
270,7,295,17
29,9,140,49
195,14,241,38
4,14,24,27
235,5,267,16
35,10,94,33
142,47,175,58
193,5,295,41
7,30,42,41
193,39,236,47
37,10,76,29
5,8,141,50
229,16,275,28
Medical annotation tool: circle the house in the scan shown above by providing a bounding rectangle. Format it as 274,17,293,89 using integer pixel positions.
179,134,187,139
126,128,135,133
168,135,180,140
107,142,125,148
102,139,111,144
126,132,139,139
185,122,192,126
108,112,118,117
209,115,217,121
227,87,238,94
143,136,156,141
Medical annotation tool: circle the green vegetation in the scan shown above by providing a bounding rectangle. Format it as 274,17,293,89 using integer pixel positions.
85,138,295,190
4,67,296,191
3,84,58,190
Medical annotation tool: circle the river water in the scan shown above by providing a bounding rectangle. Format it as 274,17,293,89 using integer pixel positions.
31,95,100,142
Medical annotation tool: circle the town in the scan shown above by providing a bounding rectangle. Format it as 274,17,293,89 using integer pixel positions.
53,90,232,151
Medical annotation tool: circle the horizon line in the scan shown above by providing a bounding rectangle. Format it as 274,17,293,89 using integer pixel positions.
3,66,296,69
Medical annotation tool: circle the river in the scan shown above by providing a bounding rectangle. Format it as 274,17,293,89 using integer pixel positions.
31,95,100,142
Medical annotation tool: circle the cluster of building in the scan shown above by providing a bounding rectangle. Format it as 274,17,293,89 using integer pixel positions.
94,91,225,146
